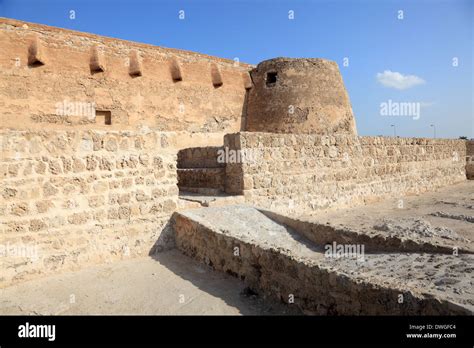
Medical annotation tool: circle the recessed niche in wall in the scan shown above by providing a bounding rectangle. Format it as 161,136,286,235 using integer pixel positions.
266,71,277,86
95,110,112,125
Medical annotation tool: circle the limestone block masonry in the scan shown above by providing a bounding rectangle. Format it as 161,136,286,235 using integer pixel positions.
0,130,178,287
173,206,473,315
224,133,467,214
1,17,472,295
177,147,226,194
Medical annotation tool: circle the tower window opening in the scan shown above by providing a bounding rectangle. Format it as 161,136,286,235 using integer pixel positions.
266,71,277,86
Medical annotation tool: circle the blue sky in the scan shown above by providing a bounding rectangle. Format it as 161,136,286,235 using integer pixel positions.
1,0,472,138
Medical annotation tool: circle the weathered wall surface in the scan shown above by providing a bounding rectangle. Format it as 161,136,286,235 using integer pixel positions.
246,58,357,135
1,17,470,293
0,18,252,134
0,130,178,287
224,133,467,214
467,140,474,179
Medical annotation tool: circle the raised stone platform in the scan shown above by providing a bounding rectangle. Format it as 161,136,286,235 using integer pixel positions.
300,181,474,253
173,198,473,314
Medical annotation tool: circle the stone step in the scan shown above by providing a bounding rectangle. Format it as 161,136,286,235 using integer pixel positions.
177,146,224,169
172,205,473,315
177,167,225,191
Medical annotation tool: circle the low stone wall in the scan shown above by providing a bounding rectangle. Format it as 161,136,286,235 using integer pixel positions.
0,130,178,287
224,132,467,214
173,208,470,315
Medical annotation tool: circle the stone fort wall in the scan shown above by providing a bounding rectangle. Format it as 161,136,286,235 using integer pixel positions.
0,129,179,286
1,130,469,286
224,132,468,214
0,18,254,286
0,18,252,136
0,18,471,287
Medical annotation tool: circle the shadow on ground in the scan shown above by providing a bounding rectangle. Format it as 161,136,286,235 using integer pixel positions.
149,236,301,315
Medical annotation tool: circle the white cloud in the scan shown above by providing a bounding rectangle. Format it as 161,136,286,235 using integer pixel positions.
376,70,425,90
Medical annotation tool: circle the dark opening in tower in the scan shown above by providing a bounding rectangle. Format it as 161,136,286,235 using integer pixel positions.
266,71,277,86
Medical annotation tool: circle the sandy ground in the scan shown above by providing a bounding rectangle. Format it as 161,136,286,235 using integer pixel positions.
303,181,474,252
0,250,297,315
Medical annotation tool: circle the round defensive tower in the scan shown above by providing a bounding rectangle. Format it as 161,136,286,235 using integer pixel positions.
245,58,357,134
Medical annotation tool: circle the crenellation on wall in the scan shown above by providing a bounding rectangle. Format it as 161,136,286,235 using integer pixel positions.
0,18,253,133
128,49,143,77
27,34,46,66
210,63,224,87
169,57,183,81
